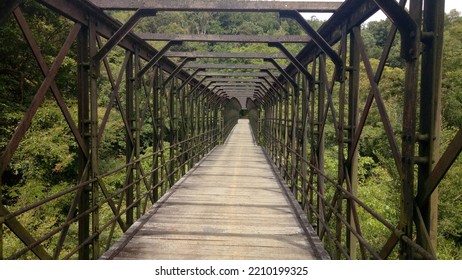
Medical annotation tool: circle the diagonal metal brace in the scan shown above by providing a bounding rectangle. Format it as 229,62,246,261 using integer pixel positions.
261,69,289,96
177,68,205,92
264,58,298,89
163,57,196,86
138,40,183,78
372,0,418,61
268,41,314,82
280,10,344,81
93,9,156,63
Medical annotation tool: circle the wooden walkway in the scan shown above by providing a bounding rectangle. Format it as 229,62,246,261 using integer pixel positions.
101,119,329,260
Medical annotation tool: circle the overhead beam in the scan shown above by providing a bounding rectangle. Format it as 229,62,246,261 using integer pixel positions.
165,52,286,59
184,63,279,70
138,33,311,43
90,0,342,12
265,58,297,88
37,0,199,84
268,41,314,81
93,9,155,62
163,57,196,85
284,0,379,81
210,83,262,87
205,78,264,83
198,72,270,78
280,11,343,80
138,40,182,77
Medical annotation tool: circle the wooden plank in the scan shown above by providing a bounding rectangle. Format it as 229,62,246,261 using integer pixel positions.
101,119,328,260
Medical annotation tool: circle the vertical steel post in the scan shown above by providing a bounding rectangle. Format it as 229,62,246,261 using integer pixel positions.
417,0,445,254
335,26,347,259
134,48,141,220
159,70,167,195
400,0,422,259
152,66,160,202
126,53,134,227
77,24,91,260
301,73,309,210
196,90,201,161
271,99,276,163
169,79,176,186
189,86,196,165
202,95,207,155
290,83,298,191
89,19,100,259
308,60,317,222
273,97,278,164
317,55,326,237
283,86,290,176
181,84,188,174
346,27,361,259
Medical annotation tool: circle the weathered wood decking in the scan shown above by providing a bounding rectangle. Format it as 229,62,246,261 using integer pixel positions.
101,119,328,260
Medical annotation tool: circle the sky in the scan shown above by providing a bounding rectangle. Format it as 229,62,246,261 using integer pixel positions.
294,0,462,22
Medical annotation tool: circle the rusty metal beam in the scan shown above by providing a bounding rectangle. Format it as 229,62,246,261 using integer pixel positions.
280,11,343,80
0,0,26,24
264,58,297,89
417,129,462,207
372,0,417,61
177,68,205,92
416,0,446,252
209,81,263,86
0,23,81,179
93,9,155,62
285,0,379,81
138,33,311,43
138,40,182,77
268,41,314,81
185,63,278,70
205,78,264,83
90,0,342,12
218,88,263,93
38,0,199,84
165,51,286,59
261,69,289,96
163,57,195,85
13,9,89,160
0,205,52,259
198,72,270,78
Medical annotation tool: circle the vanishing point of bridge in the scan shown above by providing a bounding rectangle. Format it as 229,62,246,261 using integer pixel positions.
0,0,460,260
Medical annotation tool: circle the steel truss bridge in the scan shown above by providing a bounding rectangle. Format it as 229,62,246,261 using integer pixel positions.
0,0,460,260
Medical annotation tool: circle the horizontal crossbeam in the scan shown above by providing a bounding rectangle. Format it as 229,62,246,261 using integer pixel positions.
138,33,311,43
90,0,342,12
198,72,269,78
165,51,286,59
184,63,280,70
205,78,263,83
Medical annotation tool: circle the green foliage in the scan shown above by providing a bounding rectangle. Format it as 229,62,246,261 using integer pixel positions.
442,10,462,128
362,20,403,67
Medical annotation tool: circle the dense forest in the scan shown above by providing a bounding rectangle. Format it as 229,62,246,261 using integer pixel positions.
0,1,461,259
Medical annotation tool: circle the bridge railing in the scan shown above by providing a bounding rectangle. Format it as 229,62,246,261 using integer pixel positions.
256,0,459,259
0,1,240,259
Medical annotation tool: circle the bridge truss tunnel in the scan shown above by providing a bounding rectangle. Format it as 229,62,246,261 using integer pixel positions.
0,0,460,260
